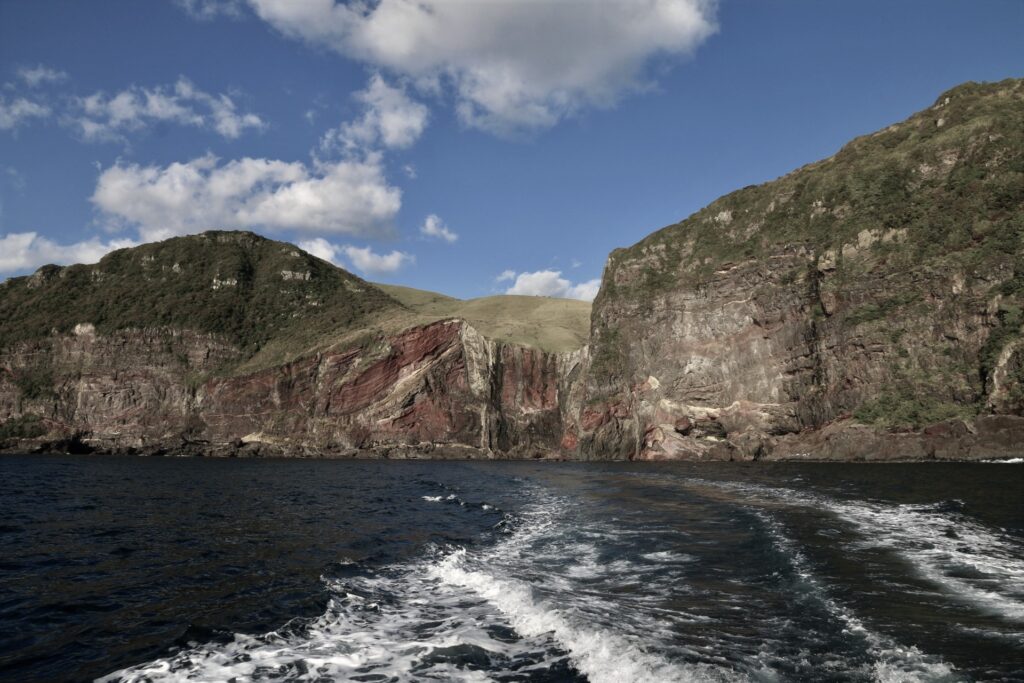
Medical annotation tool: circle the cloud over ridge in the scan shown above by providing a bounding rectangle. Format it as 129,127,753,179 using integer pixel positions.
92,153,402,241
298,238,413,275
321,73,429,154
0,232,137,275
504,269,601,301
420,214,457,243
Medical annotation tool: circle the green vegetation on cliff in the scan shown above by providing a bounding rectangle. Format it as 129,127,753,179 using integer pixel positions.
601,79,1023,298
591,78,1024,429
0,232,590,394
0,231,401,362
0,414,45,440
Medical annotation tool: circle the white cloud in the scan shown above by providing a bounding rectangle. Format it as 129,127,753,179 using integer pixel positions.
246,0,717,134
341,245,413,275
92,153,401,241
504,269,601,301
320,73,428,154
419,214,457,243
495,269,517,283
0,97,50,130
0,231,136,275
17,64,68,87
402,163,417,179
70,77,264,141
296,237,338,262
297,238,413,275
175,0,244,20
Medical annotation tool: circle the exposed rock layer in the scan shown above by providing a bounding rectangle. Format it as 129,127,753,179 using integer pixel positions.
0,319,586,458
2,80,1022,461
580,79,1024,461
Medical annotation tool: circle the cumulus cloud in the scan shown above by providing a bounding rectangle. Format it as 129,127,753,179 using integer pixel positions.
296,237,338,263
504,269,601,301
341,245,413,275
92,153,401,241
17,64,68,87
0,97,50,130
419,214,457,243
70,77,264,141
495,269,517,283
246,0,717,133
0,231,136,275
320,73,428,154
296,238,413,275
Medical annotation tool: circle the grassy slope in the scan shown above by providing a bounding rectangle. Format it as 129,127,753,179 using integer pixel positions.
375,284,591,353
0,231,589,393
0,231,402,372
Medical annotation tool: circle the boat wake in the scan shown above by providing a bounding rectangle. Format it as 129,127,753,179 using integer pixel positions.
101,471,1023,682
100,488,739,683
687,478,1024,627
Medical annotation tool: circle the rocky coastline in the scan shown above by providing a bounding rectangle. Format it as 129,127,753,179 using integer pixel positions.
2,80,1022,462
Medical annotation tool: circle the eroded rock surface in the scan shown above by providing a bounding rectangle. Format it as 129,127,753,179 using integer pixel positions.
0,320,586,458
579,79,1024,461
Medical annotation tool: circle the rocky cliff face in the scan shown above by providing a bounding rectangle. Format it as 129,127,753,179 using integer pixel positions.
580,79,1024,461
2,80,1021,461
0,318,585,458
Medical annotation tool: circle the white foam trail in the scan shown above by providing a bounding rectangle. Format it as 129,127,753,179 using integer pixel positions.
422,495,443,502
837,502,1024,623
102,486,743,683
753,510,958,683
100,558,558,682
984,457,1023,463
643,550,696,563
690,478,1024,625
432,550,736,683
428,495,744,683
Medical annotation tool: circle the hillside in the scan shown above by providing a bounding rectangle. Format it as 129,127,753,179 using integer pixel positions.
582,78,1024,461
0,233,588,457
375,284,591,353
0,231,401,370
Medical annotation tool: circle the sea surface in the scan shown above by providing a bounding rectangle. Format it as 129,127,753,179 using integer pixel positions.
0,455,1022,682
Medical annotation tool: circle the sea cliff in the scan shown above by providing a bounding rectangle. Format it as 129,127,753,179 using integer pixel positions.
2,79,1021,460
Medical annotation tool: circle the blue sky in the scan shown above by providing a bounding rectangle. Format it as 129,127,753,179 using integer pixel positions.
1,0,1021,299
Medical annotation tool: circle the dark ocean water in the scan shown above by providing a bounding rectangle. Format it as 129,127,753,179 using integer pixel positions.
0,455,1022,682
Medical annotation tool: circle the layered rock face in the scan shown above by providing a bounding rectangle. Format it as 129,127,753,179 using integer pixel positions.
0,319,585,458
581,79,1024,461
2,80,1021,461
199,320,585,458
